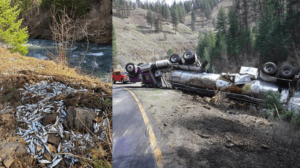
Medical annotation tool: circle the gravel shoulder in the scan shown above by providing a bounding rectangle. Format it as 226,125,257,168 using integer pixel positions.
130,87,300,168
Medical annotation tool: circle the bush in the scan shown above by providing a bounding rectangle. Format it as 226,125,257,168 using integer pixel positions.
264,91,284,119
291,112,300,126
167,49,173,56
281,110,294,122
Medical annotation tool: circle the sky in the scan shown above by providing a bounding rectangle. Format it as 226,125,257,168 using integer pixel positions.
135,0,190,5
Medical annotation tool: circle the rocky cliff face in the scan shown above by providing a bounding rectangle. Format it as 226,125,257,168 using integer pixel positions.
22,0,112,44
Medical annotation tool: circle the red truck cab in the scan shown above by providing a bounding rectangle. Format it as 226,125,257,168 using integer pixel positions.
112,71,129,84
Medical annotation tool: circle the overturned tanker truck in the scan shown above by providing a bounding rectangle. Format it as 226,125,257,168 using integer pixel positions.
124,51,300,110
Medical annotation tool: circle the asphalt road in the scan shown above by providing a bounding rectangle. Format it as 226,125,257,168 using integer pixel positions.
112,83,160,168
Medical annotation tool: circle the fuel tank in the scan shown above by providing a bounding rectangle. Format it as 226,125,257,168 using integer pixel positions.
171,70,279,97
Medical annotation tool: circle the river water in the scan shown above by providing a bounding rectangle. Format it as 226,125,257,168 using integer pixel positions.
26,39,112,80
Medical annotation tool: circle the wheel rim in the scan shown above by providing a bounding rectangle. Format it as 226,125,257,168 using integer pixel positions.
127,65,134,72
171,56,178,62
184,54,191,59
283,68,291,75
266,66,273,72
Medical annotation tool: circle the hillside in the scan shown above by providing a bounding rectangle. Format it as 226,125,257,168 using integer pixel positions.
113,8,199,69
0,47,112,167
113,1,235,70
184,0,233,33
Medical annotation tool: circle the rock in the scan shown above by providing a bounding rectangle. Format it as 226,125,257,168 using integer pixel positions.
225,141,234,148
227,111,235,115
47,134,62,146
203,97,211,103
42,113,58,125
203,105,211,110
163,123,167,126
64,107,96,132
65,132,70,140
261,144,269,149
47,144,57,153
3,155,13,168
93,117,102,123
46,88,54,93
67,92,75,99
44,152,51,161
0,114,14,122
198,134,210,139
18,139,26,146
0,142,26,163
54,93,68,101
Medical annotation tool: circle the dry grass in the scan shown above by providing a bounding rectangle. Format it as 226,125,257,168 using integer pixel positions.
0,47,112,95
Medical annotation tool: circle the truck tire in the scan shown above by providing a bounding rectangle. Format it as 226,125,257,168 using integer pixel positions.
125,63,136,75
113,79,116,84
279,65,295,79
183,51,196,65
262,62,277,76
121,79,124,84
169,54,181,64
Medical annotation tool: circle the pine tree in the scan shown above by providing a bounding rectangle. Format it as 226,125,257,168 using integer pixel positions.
216,6,227,35
164,4,170,21
256,1,288,62
112,25,118,68
226,9,239,58
204,2,211,20
178,2,186,23
154,15,162,32
0,0,29,55
203,47,210,62
184,1,192,13
191,8,196,33
146,10,154,28
112,26,117,58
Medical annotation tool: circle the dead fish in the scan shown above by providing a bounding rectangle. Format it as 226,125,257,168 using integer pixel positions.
49,157,62,168
38,160,51,164
22,129,32,137
57,143,61,153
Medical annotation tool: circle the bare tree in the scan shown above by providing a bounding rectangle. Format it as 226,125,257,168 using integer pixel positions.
50,8,78,65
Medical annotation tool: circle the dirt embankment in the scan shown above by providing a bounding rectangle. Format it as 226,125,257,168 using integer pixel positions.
0,47,112,167
132,87,300,168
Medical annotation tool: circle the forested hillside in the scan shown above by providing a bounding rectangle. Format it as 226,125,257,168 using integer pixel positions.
11,0,112,44
198,0,300,72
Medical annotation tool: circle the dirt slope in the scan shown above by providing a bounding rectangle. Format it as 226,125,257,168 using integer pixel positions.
0,47,112,167
113,8,199,69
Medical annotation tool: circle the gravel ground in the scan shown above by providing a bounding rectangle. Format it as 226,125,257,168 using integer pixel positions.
128,86,300,168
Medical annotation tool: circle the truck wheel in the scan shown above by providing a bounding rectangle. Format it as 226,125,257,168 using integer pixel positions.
169,54,181,64
121,79,124,84
113,79,116,84
262,62,277,76
279,65,295,79
125,63,136,75
183,51,196,65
